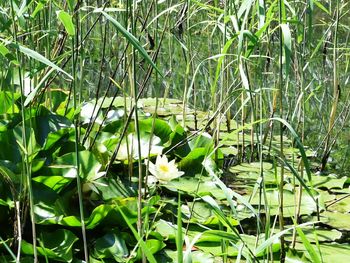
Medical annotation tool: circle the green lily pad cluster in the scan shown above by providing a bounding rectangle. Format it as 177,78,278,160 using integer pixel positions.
1,93,350,262
0,94,238,262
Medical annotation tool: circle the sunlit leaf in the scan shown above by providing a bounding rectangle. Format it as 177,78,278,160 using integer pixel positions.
57,10,75,36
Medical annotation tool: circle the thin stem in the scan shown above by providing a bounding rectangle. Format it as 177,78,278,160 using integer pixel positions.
278,0,285,261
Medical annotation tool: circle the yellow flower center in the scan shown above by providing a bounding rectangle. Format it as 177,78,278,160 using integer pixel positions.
159,164,169,173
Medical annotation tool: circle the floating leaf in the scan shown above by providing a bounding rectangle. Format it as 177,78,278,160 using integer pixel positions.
54,150,103,181
21,229,78,262
32,176,72,193
282,226,342,243
249,189,320,217
311,175,347,190
321,211,350,231
94,232,129,261
326,194,350,213
166,177,226,200
294,242,350,262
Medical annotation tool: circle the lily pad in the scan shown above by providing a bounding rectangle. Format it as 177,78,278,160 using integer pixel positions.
326,194,350,213
311,175,347,190
93,232,129,261
54,150,104,181
281,226,342,243
165,176,226,200
294,242,350,262
195,234,280,258
249,189,320,217
320,211,350,230
32,175,72,193
181,201,238,226
230,162,274,173
21,229,78,262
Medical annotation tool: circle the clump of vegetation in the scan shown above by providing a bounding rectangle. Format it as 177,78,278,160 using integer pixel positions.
1,0,350,262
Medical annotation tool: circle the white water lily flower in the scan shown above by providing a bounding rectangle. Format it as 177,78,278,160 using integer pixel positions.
117,133,163,160
148,155,184,184
146,175,158,188
81,102,102,124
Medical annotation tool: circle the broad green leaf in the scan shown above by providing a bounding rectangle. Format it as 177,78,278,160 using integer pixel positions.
166,177,227,200
178,147,209,175
0,91,20,114
0,164,18,185
36,204,115,228
321,211,350,231
203,158,258,220
32,176,72,193
0,129,21,163
154,219,181,241
42,128,74,151
13,125,40,157
139,118,172,144
201,195,239,234
294,242,350,262
281,24,292,77
0,44,18,65
54,150,103,181
57,10,75,36
191,242,239,257
139,239,165,259
249,189,320,217
181,201,232,226
311,175,347,190
33,181,60,223
21,229,78,262
32,107,72,146
327,193,350,213
230,162,273,173
94,232,129,261
94,177,136,200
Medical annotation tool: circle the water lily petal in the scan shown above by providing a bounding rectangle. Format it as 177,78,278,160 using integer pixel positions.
148,154,184,184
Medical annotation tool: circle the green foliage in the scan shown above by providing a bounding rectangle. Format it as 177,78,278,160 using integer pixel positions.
1,0,350,262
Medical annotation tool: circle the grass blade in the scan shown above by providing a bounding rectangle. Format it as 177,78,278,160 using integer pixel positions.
177,192,183,263
8,43,73,80
295,226,322,263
